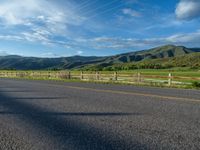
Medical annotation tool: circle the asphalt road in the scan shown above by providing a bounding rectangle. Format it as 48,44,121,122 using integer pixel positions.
0,78,200,150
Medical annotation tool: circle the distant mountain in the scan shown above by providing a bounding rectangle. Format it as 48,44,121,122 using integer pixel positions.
97,52,200,71
80,45,200,70
0,45,199,70
0,55,103,70
99,45,198,63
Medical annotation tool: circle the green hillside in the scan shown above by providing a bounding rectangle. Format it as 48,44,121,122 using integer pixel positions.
80,45,200,70
0,55,103,70
83,52,200,71
0,45,199,70
97,45,197,63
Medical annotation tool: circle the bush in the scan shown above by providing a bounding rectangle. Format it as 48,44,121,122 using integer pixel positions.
192,81,200,88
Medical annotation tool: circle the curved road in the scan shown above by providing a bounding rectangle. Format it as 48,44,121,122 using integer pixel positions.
0,78,200,150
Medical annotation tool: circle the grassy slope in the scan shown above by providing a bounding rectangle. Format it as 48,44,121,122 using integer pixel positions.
0,45,199,70
82,52,200,71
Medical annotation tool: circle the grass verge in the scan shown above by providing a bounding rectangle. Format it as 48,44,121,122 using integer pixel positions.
1,76,199,90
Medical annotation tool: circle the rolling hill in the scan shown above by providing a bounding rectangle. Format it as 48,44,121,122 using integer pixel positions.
95,52,200,71
0,55,103,70
0,45,199,70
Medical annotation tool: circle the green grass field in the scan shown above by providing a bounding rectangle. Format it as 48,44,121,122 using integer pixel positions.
0,69,199,78
82,69,200,77
0,69,199,89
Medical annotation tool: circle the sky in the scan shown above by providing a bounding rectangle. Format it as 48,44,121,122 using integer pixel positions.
0,0,200,57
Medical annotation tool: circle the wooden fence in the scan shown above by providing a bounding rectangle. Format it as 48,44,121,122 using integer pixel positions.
0,71,199,87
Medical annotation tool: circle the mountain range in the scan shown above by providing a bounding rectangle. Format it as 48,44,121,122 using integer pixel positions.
0,45,200,70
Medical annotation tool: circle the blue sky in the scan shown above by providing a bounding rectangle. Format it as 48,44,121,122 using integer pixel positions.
0,0,200,57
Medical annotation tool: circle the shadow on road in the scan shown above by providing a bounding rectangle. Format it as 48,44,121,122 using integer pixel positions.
14,97,69,100
0,111,139,116
0,92,148,150
0,90,38,93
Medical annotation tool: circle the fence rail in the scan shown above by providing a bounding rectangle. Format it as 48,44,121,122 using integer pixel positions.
0,71,199,87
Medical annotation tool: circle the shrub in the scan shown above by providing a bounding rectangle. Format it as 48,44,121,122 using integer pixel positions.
192,81,200,88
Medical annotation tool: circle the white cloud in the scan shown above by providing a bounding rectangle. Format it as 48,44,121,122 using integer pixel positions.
0,51,9,56
41,52,60,58
175,0,200,20
0,0,85,45
22,32,50,45
166,32,200,44
0,0,83,26
75,30,200,50
0,35,23,41
1,29,200,50
122,8,142,17
0,0,44,25
76,50,83,55
0,32,67,47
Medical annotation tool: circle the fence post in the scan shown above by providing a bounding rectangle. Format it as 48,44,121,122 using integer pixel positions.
68,72,71,79
80,71,84,80
96,71,99,80
48,72,51,78
114,72,118,81
137,72,141,83
168,73,172,86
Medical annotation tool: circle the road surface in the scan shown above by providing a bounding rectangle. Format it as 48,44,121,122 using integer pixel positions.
0,78,200,150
